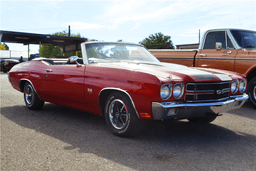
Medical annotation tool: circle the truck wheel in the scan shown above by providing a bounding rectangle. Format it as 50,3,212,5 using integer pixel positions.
188,115,217,124
24,82,44,110
104,92,145,137
247,77,256,109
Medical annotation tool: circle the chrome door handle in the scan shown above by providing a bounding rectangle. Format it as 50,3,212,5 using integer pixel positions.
45,69,52,72
199,54,207,57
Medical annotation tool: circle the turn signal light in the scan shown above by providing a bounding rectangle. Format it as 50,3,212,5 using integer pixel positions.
139,113,152,119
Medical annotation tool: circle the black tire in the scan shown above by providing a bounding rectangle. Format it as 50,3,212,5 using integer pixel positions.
104,92,145,138
188,115,217,124
23,82,44,110
247,77,256,109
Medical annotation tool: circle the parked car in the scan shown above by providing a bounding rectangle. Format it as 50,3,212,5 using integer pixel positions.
29,53,40,61
0,58,19,73
8,42,248,137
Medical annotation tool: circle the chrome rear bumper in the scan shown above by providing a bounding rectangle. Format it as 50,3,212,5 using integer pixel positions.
152,94,248,120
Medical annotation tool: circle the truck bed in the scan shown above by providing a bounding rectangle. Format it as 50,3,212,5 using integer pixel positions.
149,49,198,67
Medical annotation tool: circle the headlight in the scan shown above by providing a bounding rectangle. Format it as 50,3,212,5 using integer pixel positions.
231,80,238,94
173,83,184,99
160,84,172,100
239,80,246,93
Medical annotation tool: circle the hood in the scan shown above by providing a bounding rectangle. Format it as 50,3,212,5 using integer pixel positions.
95,61,232,82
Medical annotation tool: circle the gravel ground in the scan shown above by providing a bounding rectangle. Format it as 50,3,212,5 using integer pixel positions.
1,73,256,171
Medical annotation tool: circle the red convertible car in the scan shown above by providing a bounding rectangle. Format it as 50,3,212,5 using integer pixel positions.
8,42,248,137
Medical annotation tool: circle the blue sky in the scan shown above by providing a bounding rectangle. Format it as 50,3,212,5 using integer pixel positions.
1,0,256,53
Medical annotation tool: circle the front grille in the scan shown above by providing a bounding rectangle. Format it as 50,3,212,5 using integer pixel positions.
185,82,231,103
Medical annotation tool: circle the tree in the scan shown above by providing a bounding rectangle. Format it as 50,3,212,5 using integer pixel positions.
0,44,6,50
39,45,63,58
39,31,84,58
0,43,9,50
140,32,174,49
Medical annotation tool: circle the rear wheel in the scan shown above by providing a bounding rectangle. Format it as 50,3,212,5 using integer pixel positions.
188,115,217,124
247,77,256,109
104,92,144,137
24,82,44,110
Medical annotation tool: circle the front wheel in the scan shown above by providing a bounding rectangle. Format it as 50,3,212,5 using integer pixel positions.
188,115,217,124
104,92,145,138
24,82,44,110
247,77,256,109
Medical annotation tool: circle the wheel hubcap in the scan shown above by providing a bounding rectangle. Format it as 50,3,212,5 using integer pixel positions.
108,99,130,129
25,84,34,105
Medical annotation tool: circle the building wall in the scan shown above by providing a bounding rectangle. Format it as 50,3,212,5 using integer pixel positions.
0,50,36,61
176,44,199,49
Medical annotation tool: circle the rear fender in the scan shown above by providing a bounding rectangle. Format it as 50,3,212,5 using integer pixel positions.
19,79,42,101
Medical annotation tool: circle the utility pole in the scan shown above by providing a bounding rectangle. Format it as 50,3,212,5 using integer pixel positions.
68,25,70,37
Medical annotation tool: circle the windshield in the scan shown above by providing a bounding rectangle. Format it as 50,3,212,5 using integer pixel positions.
85,43,159,64
230,30,256,48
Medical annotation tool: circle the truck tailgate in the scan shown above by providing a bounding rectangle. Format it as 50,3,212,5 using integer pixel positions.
149,50,198,67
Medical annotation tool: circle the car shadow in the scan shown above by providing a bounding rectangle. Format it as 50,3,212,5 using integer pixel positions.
227,101,256,120
1,103,256,170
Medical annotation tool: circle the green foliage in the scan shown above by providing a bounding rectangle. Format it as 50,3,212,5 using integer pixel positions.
0,43,8,50
39,45,63,58
140,32,174,49
39,31,83,58
53,31,82,38
0,44,6,50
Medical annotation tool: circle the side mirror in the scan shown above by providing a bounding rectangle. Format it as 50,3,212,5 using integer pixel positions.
216,42,222,51
68,56,81,66
69,56,78,63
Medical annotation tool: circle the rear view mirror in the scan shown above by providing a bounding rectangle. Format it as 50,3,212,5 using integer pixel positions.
216,42,222,51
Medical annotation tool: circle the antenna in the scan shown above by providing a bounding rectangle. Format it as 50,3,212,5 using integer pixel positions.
238,13,242,28
199,29,200,44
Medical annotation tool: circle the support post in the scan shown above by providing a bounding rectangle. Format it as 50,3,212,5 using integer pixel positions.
39,41,41,56
28,44,30,59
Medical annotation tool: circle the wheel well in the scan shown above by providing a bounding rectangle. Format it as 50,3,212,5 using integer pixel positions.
99,89,134,117
247,68,256,83
19,80,28,92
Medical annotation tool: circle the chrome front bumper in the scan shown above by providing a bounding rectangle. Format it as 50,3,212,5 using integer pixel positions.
152,94,249,120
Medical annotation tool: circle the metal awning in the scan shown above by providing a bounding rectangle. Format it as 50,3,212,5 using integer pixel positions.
0,30,87,53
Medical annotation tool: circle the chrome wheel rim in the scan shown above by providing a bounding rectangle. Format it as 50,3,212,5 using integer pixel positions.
25,84,34,105
108,99,130,130
254,86,256,100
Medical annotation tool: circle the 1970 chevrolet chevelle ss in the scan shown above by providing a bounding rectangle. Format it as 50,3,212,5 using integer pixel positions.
9,42,249,137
